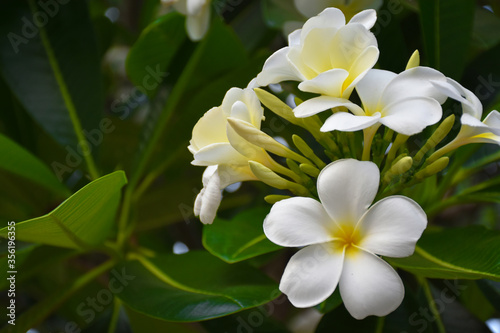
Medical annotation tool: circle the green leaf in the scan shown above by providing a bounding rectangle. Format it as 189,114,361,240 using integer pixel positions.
261,0,304,29
316,289,342,314
117,251,280,322
0,260,115,333
126,12,187,98
203,207,281,263
0,171,128,249
477,279,500,311
389,226,500,280
0,133,68,196
471,7,500,52
0,0,103,150
418,0,475,79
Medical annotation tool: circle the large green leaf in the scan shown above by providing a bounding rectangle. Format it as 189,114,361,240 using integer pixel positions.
0,0,103,149
389,226,500,280
0,171,127,249
203,207,281,263
125,12,187,98
117,251,280,322
0,133,68,196
418,0,475,79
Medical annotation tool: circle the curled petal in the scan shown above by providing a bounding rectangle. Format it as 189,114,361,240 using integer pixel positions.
349,9,377,29
357,196,427,258
294,96,364,118
341,46,379,99
318,159,379,226
191,142,247,166
264,197,335,247
300,7,346,39
256,47,300,86
432,78,483,119
194,167,222,224
185,1,210,41
483,110,500,136
321,112,381,132
280,243,344,308
298,69,349,97
381,67,447,106
339,249,404,319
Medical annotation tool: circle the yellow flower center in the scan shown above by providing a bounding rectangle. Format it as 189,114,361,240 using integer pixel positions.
330,223,362,256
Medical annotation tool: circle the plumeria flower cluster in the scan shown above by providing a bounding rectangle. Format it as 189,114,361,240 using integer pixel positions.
188,7,499,319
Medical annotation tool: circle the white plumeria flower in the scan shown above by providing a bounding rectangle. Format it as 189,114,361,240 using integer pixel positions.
431,78,500,149
294,0,383,21
264,159,427,319
255,8,379,99
189,87,275,223
164,0,211,41
294,67,447,136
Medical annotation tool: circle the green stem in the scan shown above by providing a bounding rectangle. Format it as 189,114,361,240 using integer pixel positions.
107,298,122,333
417,276,446,333
29,0,99,180
362,124,380,161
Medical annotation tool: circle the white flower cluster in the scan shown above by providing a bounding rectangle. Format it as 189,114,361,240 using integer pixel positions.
188,7,500,319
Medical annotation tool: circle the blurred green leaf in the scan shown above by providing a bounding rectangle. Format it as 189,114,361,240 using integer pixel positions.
117,251,279,322
477,279,500,311
471,7,500,52
0,260,115,333
126,306,203,333
261,0,304,29
389,226,500,280
316,289,342,314
418,0,475,79
126,12,187,98
0,171,127,249
0,132,68,197
203,207,281,263
0,0,103,149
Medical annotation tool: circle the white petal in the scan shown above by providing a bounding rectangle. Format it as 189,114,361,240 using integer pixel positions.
222,88,264,127
339,249,404,319
280,243,344,308
256,47,300,86
341,46,380,99
349,9,377,29
483,110,500,135
190,106,227,152
294,96,364,118
318,159,379,226
379,97,442,135
264,197,335,247
192,142,247,166
186,0,206,15
298,69,349,97
381,67,447,106
288,28,302,46
300,7,346,40
185,3,210,41
356,69,397,114
329,24,377,71
357,196,427,258
321,112,380,132
195,168,222,224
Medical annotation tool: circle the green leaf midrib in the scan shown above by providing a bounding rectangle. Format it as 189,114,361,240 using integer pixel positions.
415,246,500,281
135,255,245,307
231,234,268,258
27,0,99,179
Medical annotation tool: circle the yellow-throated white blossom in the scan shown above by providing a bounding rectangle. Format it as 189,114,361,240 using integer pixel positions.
256,8,379,99
294,67,447,136
189,88,275,224
264,159,427,319
163,0,211,41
